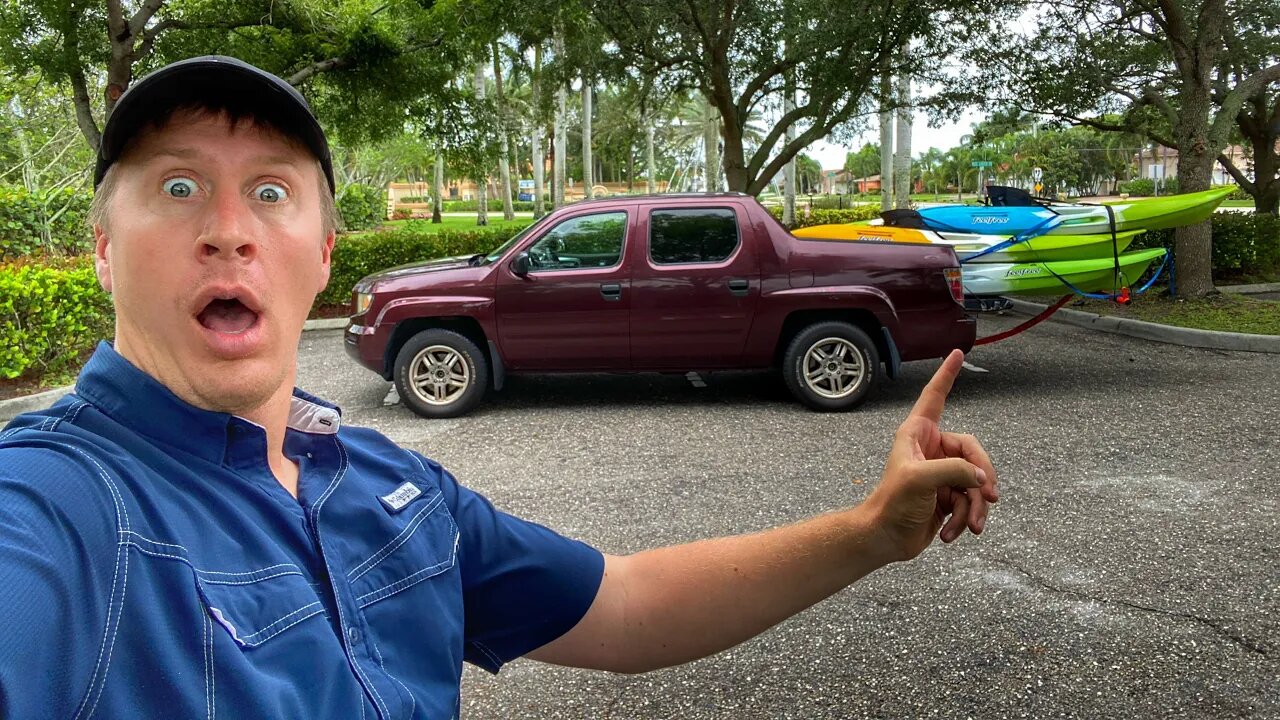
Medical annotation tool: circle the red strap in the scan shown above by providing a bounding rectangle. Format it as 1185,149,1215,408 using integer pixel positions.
974,295,1074,346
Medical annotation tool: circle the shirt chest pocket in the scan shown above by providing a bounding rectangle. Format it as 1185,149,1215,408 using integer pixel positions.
194,563,327,648
343,486,460,609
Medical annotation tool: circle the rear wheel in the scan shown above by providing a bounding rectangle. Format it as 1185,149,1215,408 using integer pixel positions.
782,322,880,411
394,329,489,418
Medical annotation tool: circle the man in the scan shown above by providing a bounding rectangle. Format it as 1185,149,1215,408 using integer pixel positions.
0,57,998,719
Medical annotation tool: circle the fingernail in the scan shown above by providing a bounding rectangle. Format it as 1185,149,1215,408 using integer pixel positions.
975,468,987,485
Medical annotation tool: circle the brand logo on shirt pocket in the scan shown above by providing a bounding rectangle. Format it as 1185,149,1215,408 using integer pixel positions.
347,487,459,609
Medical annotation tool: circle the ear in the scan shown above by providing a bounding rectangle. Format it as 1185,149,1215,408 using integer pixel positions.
94,224,113,293
317,229,336,292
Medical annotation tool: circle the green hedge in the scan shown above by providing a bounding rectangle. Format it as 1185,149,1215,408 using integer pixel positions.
337,184,385,231
0,257,113,380
1117,178,1181,197
1,185,94,261
318,222,533,307
440,199,538,212
1136,213,1280,281
767,205,882,228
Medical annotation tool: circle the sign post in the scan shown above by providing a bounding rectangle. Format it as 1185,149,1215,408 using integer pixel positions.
971,160,993,198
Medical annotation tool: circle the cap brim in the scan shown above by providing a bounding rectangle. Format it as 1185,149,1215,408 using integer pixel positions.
94,56,334,195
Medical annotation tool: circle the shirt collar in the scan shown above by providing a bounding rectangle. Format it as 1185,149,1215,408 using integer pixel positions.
75,342,342,465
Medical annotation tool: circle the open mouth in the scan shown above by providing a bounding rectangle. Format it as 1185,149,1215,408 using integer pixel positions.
197,297,260,334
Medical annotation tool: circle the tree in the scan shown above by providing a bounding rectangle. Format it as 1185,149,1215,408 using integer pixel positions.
794,153,822,194
1000,0,1280,295
590,0,1005,196
843,143,881,191
0,0,474,151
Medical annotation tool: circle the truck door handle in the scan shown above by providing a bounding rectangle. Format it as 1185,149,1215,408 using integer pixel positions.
728,278,750,296
600,283,622,300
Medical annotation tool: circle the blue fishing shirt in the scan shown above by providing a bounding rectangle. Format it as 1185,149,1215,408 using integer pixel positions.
0,343,604,719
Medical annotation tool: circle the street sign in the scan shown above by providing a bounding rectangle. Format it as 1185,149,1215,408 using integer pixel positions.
518,179,535,190
1032,167,1043,182
971,160,993,168
1034,183,1043,194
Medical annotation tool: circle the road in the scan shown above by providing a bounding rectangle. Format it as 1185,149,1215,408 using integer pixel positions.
297,314,1279,719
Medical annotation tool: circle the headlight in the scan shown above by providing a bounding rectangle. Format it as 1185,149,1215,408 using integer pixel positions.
353,292,373,315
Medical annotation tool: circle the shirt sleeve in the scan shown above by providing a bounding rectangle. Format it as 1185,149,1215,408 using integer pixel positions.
0,445,125,718
416,452,604,673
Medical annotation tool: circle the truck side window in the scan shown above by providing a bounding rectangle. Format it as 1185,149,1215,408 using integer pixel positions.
527,211,628,271
649,208,740,265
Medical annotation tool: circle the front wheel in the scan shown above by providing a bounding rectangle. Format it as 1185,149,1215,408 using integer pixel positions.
782,322,880,412
394,329,489,419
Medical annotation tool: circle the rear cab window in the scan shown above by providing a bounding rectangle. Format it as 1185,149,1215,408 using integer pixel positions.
648,208,741,265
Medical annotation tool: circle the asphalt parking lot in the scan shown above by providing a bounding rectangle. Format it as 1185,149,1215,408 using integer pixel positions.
298,314,1279,719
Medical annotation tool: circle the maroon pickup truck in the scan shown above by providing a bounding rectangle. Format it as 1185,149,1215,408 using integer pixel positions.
345,193,975,418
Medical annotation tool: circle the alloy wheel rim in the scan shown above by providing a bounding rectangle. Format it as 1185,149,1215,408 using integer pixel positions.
801,338,865,399
408,345,470,405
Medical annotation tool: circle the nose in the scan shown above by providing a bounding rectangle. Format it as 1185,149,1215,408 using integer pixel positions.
196,187,258,262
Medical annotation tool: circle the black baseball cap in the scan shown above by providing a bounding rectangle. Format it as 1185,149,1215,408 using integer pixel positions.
93,55,335,195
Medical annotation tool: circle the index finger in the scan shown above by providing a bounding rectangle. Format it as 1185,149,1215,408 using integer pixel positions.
908,349,965,422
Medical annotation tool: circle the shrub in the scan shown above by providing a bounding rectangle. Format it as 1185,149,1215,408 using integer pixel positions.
337,184,385,231
767,205,882,228
440,199,538,212
1117,178,1180,196
318,221,534,307
0,185,94,261
1134,213,1280,281
0,257,114,380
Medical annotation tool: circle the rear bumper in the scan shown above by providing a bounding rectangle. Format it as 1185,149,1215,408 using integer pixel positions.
894,308,976,361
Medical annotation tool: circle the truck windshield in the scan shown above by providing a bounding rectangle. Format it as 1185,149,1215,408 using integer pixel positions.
483,222,542,264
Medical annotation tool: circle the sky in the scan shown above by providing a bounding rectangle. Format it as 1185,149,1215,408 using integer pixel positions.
806,108,985,171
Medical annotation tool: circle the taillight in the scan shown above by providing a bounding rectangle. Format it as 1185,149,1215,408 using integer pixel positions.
943,267,964,304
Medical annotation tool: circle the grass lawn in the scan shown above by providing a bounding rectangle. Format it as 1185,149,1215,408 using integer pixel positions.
1219,199,1256,207
1044,288,1280,336
373,216,533,234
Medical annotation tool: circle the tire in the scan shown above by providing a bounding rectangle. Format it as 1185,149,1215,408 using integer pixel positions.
781,321,880,412
393,328,489,419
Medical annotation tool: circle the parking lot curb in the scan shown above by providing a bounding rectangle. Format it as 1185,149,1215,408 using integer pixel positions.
1,319,351,422
1219,282,1280,295
1006,299,1280,353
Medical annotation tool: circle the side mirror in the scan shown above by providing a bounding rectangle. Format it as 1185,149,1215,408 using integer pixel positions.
512,252,532,276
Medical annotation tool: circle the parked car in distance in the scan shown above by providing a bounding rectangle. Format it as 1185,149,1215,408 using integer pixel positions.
345,193,975,418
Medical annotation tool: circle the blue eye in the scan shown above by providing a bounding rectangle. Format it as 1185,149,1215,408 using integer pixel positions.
163,178,197,198
256,183,288,203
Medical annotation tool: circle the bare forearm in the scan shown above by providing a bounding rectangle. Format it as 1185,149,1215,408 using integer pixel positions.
533,504,895,673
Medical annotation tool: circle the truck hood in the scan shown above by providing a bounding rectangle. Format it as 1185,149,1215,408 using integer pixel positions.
362,254,477,284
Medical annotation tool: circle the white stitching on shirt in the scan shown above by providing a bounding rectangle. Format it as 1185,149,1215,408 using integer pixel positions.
311,438,391,719
369,632,416,719
237,602,325,645
64,446,130,720
469,640,504,670
356,531,459,609
204,608,212,720
346,493,444,582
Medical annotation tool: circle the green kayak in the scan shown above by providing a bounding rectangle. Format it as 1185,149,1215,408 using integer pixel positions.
962,248,1168,297
1092,185,1237,232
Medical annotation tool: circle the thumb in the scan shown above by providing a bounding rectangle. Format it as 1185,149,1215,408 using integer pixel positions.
914,457,986,492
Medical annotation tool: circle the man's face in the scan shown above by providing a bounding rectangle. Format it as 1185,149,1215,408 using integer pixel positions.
95,111,336,415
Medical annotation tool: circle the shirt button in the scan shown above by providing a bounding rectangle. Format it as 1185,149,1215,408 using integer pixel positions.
306,452,313,458
347,626,361,644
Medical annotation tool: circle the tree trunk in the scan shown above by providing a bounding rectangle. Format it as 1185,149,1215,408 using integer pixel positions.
432,152,444,224
1171,92,1216,297
879,70,894,211
473,63,489,226
646,121,657,194
553,31,567,208
492,41,515,221
703,99,720,193
532,44,546,219
783,73,796,225
583,73,594,199
893,68,912,210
